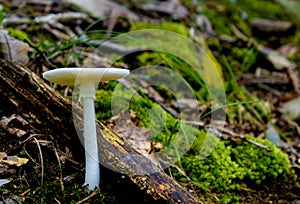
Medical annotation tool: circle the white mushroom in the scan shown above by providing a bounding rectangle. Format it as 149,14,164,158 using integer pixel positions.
43,68,129,192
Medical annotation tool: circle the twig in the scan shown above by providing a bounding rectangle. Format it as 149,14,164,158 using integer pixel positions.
2,12,88,27
246,139,271,151
214,125,271,151
23,148,41,166
33,137,44,186
54,197,61,204
20,188,31,197
53,146,64,192
19,133,44,145
56,149,82,166
230,24,249,42
25,0,53,5
78,188,100,204
181,120,205,126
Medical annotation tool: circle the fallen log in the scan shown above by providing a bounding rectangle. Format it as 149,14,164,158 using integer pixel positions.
0,59,201,204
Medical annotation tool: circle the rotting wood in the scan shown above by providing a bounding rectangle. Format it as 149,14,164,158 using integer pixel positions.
0,59,202,204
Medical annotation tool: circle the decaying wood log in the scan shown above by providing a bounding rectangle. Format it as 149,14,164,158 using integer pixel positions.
0,59,202,204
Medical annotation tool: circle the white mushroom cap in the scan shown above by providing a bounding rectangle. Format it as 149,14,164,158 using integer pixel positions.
43,68,130,85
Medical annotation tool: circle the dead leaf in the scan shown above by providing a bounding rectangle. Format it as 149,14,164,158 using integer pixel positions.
266,122,284,148
172,98,201,111
0,30,29,65
242,71,290,84
1,114,28,127
0,152,29,167
258,44,297,70
0,114,29,138
138,0,188,19
3,156,29,167
277,44,298,57
251,18,294,33
106,110,153,155
280,96,300,121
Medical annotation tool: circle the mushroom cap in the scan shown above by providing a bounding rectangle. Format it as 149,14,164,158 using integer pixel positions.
43,68,130,85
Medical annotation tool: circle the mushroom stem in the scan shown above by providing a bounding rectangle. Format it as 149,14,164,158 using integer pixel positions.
79,82,100,192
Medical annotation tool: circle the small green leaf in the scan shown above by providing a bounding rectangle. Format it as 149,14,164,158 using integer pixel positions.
0,11,5,25
7,28,32,43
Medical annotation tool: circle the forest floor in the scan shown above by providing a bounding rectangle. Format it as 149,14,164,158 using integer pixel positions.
0,0,300,203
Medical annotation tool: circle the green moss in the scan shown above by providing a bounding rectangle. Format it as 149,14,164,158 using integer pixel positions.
174,133,245,203
95,89,113,121
207,38,222,52
172,133,295,203
201,6,232,36
230,135,292,184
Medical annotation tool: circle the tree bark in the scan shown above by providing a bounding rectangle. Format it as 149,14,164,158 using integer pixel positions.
0,59,201,204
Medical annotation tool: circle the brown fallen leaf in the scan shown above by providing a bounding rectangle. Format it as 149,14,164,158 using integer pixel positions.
106,110,154,156
277,44,298,57
258,44,297,70
251,18,294,33
242,72,290,85
137,0,188,19
280,96,300,121
0,30,29,65
287,69,299,93
0,114,29,138
4,156,29,167
0,152,29,167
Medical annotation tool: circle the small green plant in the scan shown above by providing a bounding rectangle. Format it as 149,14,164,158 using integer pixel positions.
0,10,5,25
